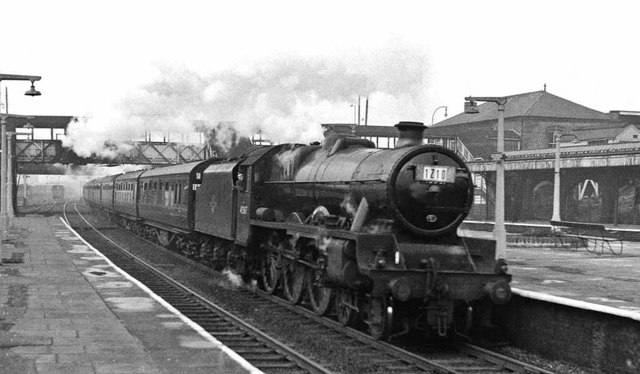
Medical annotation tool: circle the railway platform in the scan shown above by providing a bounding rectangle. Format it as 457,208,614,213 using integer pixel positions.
459,223,640,321
0,217,260,374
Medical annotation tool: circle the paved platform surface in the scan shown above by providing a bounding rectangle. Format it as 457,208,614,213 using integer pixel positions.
0,217,259,374
459,226,640,320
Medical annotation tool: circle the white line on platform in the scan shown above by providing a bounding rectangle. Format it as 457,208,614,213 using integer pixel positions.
59,217,263,374
512,287,640,322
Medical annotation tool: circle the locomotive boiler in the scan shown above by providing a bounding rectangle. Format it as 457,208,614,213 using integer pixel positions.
84,121,511,339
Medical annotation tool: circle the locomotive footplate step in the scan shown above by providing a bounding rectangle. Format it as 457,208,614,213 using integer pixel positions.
0,217,260,374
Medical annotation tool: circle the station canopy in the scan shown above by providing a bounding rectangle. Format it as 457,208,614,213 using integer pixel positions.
4,115,75,129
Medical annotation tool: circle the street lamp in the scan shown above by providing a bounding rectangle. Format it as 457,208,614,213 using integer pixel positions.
431,106,448,126
0,74,41,263
0,74,41,97
464,96,508,260
551,132,578,222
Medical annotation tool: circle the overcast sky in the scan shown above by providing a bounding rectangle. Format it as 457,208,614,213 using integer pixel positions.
2,0,640,154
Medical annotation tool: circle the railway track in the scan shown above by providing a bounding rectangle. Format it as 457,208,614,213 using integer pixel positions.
66,201,558,374
260,290,558,374
19,199,60,215
63,202,330,374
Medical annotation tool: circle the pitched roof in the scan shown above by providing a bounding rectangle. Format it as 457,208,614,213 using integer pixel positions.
572,124,640,142
572,126,621,141
433,91,613,127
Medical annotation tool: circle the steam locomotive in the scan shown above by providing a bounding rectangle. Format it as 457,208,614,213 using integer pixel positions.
83,122,511,339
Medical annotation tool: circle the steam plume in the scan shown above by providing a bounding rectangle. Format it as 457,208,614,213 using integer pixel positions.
65,43,429,158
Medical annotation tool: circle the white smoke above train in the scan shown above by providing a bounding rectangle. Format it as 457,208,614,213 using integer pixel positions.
63,40,429,158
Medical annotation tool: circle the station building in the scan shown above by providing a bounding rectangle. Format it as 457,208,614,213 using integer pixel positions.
354,90,640,226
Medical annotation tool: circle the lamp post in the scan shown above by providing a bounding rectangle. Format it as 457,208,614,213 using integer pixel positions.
0,114,36,225
431,106,448,126
6,130,15,227
551,132,578,222
464,96,508,260
0,74,41,264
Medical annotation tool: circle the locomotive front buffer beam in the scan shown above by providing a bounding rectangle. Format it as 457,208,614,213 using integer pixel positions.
366,269,512,306
320,232,512,306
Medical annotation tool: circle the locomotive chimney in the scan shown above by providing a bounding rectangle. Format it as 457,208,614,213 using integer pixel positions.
395,121,426,148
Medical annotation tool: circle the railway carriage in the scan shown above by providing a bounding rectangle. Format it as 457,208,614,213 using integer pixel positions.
135,160,218,245
83,178,101,204
113,171,145,221
83,175,119,211
84,121,512,339
97,175,119,211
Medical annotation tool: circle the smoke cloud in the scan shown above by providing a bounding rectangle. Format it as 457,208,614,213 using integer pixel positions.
64,42,429,158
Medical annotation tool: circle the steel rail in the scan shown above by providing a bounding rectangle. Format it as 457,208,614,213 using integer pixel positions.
63,201,334,374
459,343,557,374
73,200,559,374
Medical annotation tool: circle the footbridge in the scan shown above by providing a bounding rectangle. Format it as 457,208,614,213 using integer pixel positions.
5,115,212,175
